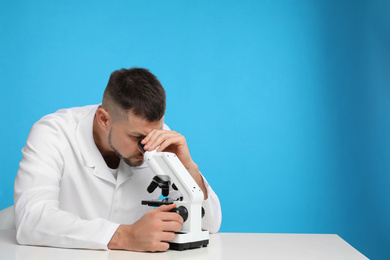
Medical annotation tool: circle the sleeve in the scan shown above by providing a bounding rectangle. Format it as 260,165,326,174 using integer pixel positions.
200,175,222,233
14,118,119,250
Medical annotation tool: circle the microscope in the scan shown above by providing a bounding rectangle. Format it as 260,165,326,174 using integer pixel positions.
138,141,209,251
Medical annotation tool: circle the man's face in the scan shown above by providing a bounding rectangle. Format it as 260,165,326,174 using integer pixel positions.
108,113,164,167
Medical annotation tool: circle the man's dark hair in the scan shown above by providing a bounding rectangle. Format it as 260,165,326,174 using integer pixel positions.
102,67,166,122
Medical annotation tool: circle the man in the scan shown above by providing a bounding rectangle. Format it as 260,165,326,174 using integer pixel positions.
14,68,221,252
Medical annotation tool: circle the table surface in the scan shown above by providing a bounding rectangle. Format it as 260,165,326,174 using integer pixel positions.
0,230,368,260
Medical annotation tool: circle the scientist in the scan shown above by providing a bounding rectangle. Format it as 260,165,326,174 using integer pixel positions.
14,67,222,252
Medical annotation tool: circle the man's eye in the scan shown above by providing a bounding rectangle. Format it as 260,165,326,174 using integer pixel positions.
129,134,145,141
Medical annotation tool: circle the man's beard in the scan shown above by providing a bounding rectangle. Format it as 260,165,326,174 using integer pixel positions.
108,130,143,167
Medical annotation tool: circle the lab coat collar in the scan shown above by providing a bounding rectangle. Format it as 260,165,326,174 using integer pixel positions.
75,105,147,186
75,105,101,167
75,105,116,184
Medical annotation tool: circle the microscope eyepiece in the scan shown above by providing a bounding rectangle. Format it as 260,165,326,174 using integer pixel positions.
138,140,146,154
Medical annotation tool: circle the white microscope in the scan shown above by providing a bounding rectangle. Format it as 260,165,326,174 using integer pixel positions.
138,141,209,251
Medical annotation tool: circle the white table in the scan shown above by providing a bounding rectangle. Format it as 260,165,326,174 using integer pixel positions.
0,230,368,260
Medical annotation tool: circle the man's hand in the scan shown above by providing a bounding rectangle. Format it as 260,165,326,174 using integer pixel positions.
141,130,193,169
107,204,183,252
141,130,208,199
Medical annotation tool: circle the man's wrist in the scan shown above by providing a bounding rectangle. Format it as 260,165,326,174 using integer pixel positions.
186,160,199,173
108,225,131,250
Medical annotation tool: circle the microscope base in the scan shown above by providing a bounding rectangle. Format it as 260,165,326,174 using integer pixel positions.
169,231,209,251
169,239,209,251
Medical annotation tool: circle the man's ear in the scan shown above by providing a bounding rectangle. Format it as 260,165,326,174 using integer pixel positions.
95,107,111,131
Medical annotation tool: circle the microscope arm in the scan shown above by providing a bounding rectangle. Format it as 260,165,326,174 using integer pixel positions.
142,150,209,250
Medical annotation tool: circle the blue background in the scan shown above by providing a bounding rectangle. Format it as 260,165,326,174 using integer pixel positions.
1,0,389,259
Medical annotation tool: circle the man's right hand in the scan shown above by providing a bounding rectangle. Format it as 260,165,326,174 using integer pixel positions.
107,203,183,252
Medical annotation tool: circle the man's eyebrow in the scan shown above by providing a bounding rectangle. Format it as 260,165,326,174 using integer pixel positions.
128,131,146,137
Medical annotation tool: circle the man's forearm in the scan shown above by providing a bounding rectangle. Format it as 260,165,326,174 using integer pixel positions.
187,161,208,200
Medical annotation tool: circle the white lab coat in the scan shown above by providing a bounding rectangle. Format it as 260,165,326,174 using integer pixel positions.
14,105,222,250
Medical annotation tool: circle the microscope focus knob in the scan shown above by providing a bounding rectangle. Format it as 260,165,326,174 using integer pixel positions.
170,206,188,222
